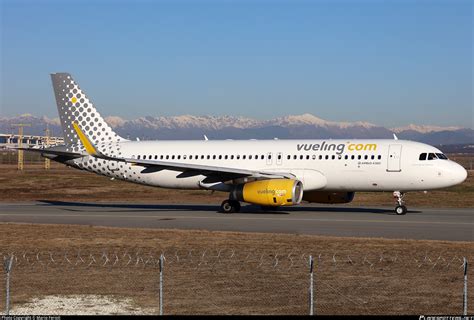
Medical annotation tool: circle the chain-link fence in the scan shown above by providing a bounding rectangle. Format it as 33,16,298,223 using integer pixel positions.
1,249,471,315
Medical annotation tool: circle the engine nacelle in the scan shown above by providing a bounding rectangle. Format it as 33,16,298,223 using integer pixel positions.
230,179,303,206
303,191,355,204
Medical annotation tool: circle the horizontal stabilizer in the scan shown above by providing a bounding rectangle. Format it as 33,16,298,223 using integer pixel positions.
8,146,83,157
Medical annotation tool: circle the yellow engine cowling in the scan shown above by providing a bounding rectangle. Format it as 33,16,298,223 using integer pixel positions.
303,191,355,204
230,179,303,206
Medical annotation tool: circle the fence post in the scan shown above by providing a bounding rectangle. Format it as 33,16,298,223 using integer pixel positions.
159,254,164,316
309,255,314,316
463,257,468,316
4,256,13,316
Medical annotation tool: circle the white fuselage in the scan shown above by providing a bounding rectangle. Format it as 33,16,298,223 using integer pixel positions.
65,139,467,193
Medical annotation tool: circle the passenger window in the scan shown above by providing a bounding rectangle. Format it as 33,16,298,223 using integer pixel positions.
189,155,192,160
419,153,427,161
277,154,281,160
351,155,355,160
137,155,141,159
371,155,375,160
312,155,316,160
306,155,310,160
160,155,163,160
331,155,335,160
177,155,181,160
287,155,291,160
154,155,158,160
213,155,216,159
166,155,169,160
338,155,342,160
218,155,222,160
378,155,381,160
249,155,253,160
428,153,437,160
224,155,228,160
319,155,323,160
261,155,265,160
364,155,368,160
231,155,234,160
358,155,361,160
172,155,175,160
325,155,329,160
206,155,210,159
243,155,246,159
345,155,348,160
236,155,240,160
294,155,297,160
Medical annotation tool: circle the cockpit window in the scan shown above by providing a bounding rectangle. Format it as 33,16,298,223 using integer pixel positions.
427,153,438,160
436,153,448,160
419,153,427,161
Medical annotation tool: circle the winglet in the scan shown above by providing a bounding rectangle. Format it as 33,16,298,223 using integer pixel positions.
72,121,101,156
393,133,398,140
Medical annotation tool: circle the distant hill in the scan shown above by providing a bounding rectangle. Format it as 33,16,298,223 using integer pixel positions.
1,113,472,146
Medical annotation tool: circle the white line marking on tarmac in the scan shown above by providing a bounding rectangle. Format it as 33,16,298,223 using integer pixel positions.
0,213,471,226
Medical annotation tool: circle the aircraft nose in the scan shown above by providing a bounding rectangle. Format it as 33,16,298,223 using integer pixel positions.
451,162,468,185
446,161,467,185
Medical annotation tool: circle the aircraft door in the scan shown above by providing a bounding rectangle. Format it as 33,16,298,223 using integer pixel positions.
387,144,402,172
276,152,283,166
266,152,273,166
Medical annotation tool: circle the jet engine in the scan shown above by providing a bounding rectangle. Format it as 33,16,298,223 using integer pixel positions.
303,191,355,204
230,179,303,206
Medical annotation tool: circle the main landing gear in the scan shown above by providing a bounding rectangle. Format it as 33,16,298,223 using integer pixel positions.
220,199,241,214
393,191,407,215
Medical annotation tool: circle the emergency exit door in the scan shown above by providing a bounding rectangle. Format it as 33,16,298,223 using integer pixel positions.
387,144,402,172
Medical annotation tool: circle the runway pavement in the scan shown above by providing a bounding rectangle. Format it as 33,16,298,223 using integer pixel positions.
0,201,472,241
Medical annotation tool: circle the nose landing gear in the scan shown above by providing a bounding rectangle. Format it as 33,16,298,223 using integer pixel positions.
393,191,407,215
220,199,241,214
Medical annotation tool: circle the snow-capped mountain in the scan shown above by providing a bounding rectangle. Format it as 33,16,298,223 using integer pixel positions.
391,124,463,134
1,113,472,146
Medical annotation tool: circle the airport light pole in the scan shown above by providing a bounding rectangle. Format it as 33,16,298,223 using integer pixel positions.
44,126,51,170
12,123,31,171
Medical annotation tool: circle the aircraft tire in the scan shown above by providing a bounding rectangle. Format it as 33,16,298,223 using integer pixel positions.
221,200,240,214
395,205,407,215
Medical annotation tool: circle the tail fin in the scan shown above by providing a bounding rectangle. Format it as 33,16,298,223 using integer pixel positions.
50,73,125,147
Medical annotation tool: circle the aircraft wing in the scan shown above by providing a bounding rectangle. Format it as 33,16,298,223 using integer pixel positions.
119,157,295,182
69,121,295,183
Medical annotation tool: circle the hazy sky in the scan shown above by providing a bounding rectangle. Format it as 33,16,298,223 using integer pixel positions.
1,0,472,127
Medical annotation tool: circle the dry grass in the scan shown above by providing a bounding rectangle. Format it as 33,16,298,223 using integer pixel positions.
0,223,472,315
1,162,473,207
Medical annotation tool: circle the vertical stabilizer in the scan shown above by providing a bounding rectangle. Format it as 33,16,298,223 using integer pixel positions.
51,73,125,147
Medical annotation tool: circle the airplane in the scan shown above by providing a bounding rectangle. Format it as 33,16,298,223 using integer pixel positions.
16,73,468,215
